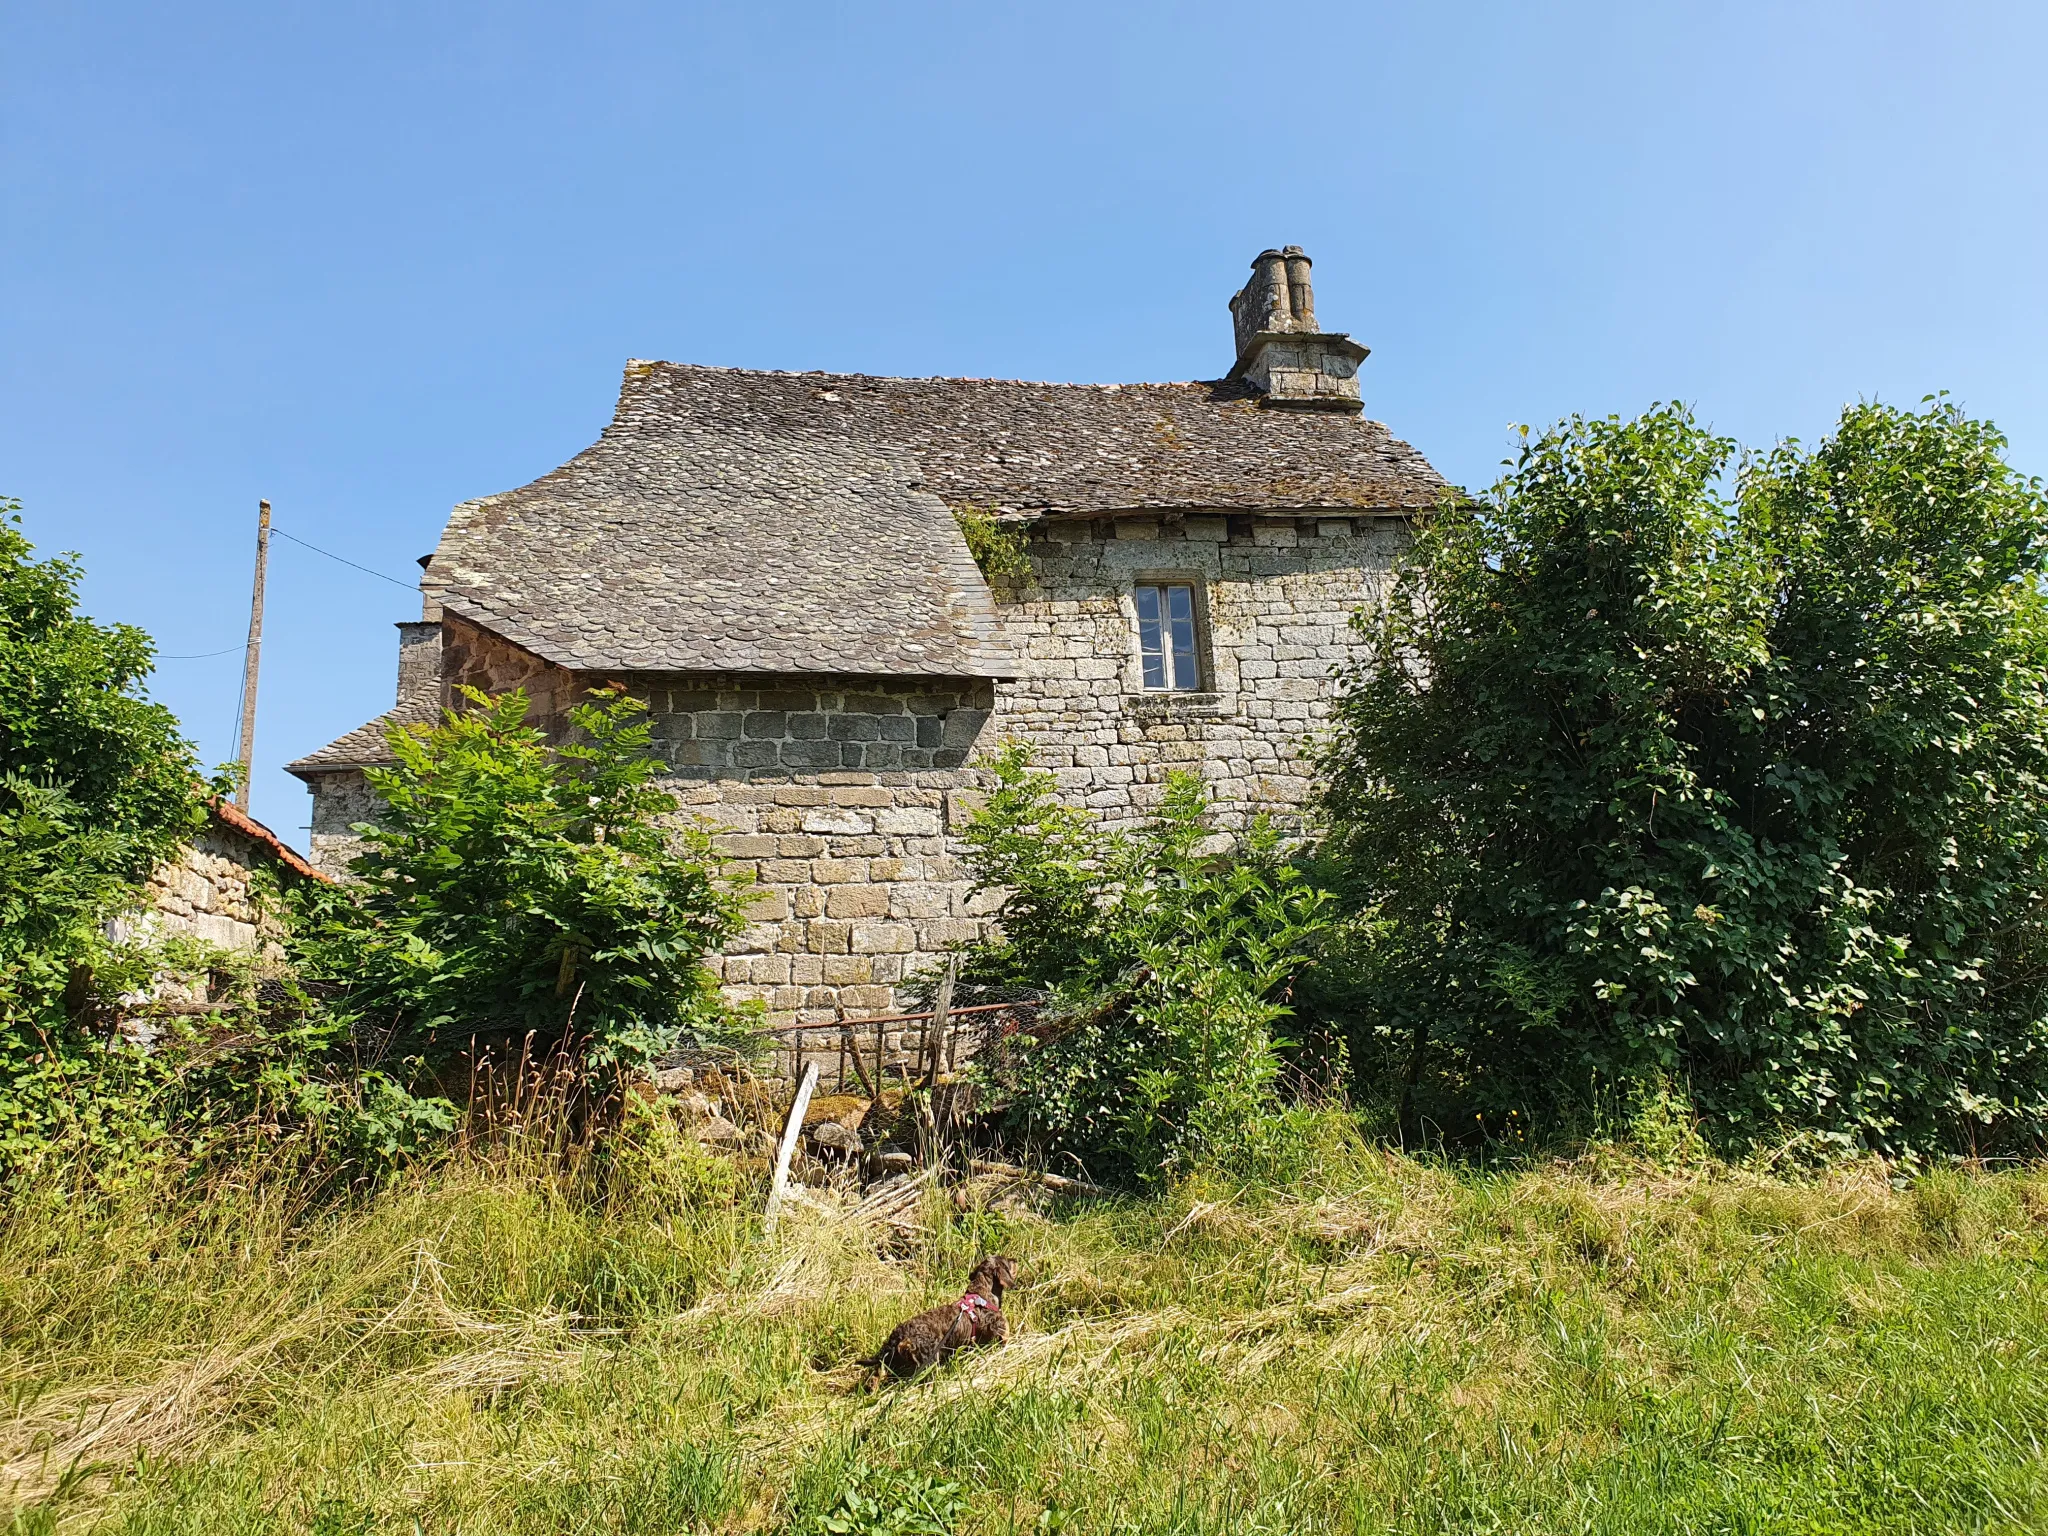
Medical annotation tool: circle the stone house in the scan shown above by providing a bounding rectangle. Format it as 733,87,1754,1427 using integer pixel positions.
286,248,1449,1036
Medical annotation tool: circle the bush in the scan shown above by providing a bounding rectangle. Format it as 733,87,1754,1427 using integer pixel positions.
952,504,1033,586
1318,399,2048,1156
0,504,209,1171
293,685,753,1082
956,744,1331,1182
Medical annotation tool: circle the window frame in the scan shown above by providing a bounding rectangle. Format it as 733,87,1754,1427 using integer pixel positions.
1131,578,1209,693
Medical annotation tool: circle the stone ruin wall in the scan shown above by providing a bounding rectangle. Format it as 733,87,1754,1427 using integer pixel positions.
124,819,297,958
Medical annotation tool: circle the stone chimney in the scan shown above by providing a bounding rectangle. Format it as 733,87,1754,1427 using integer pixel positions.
395,620,443,706
1226,246,1368,412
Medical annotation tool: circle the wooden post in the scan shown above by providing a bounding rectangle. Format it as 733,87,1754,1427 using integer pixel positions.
944,997,967,1076
873,1014,886,1102
763,1061,819,1236
234,500,271,807
842,1021,875,1098
923,960,955,1090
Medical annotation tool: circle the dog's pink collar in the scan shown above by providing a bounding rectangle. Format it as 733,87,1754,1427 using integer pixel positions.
957,1292,994,1316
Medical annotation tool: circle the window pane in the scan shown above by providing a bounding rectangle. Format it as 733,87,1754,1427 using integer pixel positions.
1135,584,1167,690
1166,584,1199,690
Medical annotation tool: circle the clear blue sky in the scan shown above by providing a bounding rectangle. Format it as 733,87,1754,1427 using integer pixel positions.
5,2,2043,844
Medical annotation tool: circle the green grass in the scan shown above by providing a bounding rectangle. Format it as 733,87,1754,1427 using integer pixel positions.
2,1119,2045,1534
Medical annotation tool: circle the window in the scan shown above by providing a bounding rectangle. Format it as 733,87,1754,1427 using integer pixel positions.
1135,582,1202,691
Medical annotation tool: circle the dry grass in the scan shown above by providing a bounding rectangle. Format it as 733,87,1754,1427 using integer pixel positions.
2,1121,2045,1533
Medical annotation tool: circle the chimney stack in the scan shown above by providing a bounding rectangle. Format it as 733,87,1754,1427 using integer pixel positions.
1284,248,1316,328
395,620,443,706
1226,246,1367,412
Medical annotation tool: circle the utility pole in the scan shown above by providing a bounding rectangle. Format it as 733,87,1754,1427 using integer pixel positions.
235,500,270,808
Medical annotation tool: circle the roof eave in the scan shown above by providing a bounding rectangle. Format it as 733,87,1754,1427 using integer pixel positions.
206,797,327,882
284,754,393,780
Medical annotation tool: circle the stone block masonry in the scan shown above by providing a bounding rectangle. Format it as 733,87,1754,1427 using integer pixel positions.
122,801,324,960
623,671,1001,1029
665,513,1405,1029
623,673,994,778
668,766,997,1030
990,510,1405,835
135,835,284,953
305,767,380,880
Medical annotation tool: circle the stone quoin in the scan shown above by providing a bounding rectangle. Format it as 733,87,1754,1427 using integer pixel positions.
287,249,1451,1060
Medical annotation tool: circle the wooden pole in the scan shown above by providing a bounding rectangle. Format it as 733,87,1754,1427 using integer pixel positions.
763,1061,819,1236
842,1021,875,1099
944,995,966,1076
234,500,271,808
923,959,955,1091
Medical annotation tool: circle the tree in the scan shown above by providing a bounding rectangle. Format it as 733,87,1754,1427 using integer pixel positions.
1319,400,2048,1156
0,500,203,1006
294,686,753,1075
0,503,206,1165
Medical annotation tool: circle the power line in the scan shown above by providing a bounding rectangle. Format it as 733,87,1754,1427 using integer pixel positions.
155,523,416,660
271,527,418,591
159,643,248,660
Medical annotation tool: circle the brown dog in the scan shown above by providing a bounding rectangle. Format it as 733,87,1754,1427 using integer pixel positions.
866,1256,1018,1381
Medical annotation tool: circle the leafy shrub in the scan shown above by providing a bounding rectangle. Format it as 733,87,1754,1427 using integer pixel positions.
957,744,1331,1182
952,505,1033,586
0,504,209,1171
293,685,753,1080
0,510,547,1186
1319,399,2048,1156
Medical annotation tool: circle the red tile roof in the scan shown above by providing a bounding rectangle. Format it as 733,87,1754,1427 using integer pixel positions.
208,797,327,882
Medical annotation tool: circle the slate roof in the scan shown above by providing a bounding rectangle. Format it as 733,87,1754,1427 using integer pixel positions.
286,693,436,774
296,359,1451,774
421,363,1449,681
591,364,1451,517
427,377,1011,678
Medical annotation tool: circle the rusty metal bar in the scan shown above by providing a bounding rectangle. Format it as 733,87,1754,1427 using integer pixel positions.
752,1001,1028,1037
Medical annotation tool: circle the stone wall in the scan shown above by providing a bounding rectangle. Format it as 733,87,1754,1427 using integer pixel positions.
665,768,996,1029
656,513,1401,1027
306,767,379,877
990,511,1403,832
124,804,320,958
298,511,1402,1030
625,673,993,778
441,612,577,735
624,673,1002,1032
